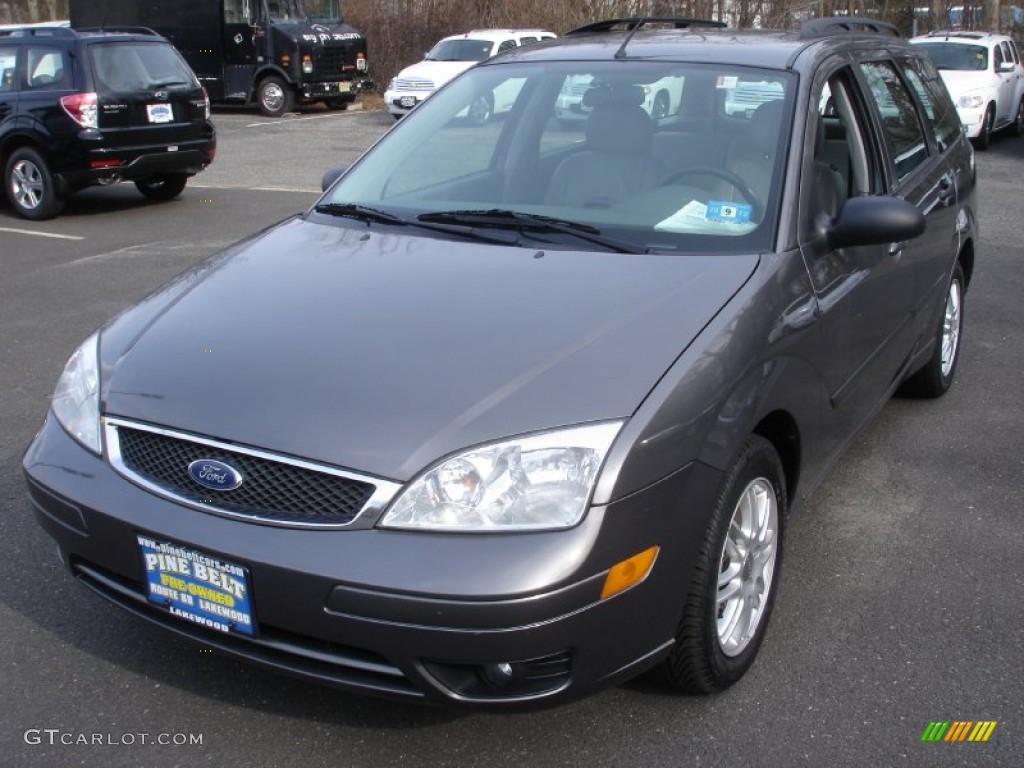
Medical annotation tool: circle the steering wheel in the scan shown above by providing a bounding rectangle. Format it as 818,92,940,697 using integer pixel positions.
661,166,764,221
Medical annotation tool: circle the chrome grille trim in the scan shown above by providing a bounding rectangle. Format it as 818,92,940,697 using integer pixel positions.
104,417,402,529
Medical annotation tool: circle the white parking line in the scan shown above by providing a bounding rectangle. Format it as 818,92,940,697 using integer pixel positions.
0,226,84,241
244,112,350,128
191,183,319,193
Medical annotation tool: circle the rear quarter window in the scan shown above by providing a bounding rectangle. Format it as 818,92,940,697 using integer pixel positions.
25,47,68,90
0,47,16,92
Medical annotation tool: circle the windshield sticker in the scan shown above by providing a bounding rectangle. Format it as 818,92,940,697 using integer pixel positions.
655,200,758,234
706,200,752,223
716,75,738,89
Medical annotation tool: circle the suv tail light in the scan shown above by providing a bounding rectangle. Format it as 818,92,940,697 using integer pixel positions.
191,88,211,120
60,93,99,129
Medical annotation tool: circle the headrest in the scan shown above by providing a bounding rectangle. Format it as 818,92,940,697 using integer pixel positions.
582,84,646,109
585,104,654,154
749,99,784,151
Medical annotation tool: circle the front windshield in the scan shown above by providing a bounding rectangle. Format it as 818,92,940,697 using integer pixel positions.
266,0,340,23
427,39,494,62
321,60,793,254
915,42,988,71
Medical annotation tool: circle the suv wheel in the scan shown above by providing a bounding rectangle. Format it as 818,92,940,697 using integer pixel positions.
973,105,994,150
5,147,65,220
657,436,785,693
899,262,965,398
135,174,189,201
257,75,295,117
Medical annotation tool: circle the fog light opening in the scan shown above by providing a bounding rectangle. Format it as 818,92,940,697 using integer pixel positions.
600,545,659,600
481,661,517,689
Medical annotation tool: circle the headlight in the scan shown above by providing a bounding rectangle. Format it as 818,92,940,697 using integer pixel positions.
51,333,101,454
958,93,985,109
379,422,622,532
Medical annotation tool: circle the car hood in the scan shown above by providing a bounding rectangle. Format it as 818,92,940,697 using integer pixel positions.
397,59,475,87
100,217,758,481
938,69,995,97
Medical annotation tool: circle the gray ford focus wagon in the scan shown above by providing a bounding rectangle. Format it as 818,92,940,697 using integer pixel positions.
24,17,976,709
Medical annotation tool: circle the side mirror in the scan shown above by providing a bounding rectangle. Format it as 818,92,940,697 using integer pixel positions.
321,165,348,192
827,196,925,249
998,61,1016,73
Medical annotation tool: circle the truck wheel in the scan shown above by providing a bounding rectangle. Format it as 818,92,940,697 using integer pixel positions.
5,147,65,220
257,76,295,117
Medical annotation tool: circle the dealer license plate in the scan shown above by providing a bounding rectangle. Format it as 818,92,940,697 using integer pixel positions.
399,95,416,108
138,534,255,636
146,103,174,123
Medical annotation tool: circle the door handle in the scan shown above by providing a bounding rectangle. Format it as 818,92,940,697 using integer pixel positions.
938,176,955,202
889,241,906,258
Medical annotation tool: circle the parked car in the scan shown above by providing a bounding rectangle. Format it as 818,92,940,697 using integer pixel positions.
0,25,215,220
383,28,555,121
555,72,686,124
910,29,1024,149
25,16,976,710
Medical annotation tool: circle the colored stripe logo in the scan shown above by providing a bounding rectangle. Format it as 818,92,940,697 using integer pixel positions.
921,721,997,742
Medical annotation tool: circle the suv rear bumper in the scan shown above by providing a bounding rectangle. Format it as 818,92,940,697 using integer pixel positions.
54,135,216,191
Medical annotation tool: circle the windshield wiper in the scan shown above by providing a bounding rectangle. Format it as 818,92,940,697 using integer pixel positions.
312,202,517,244
417,209,647,253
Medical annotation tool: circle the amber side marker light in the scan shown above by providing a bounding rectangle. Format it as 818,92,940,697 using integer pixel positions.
600,546,659,600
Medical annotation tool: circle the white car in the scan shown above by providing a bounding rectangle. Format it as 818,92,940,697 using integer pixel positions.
384,29,555,121
910,30,1024,149
555,74,685,124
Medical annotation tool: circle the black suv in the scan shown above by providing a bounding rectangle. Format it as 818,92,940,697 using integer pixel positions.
0,25,215,220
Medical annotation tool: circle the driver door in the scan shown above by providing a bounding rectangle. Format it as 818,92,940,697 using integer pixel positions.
223,0,258,100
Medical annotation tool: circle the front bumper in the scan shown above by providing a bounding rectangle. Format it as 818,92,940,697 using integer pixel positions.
384,88,432,117
303,78,373,100
956,106,985,138
23,414,720,709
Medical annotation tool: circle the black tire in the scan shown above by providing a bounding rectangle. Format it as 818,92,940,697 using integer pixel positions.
973,105,994,150
651,90,670,120
1012,99,1024,137
657,435,786,694
134,173,189,201
467,93,493,125
899,262,965,399
257,75,295,117
4,146,64,220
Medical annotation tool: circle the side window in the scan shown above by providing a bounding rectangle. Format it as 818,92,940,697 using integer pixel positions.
25,47,68,90
223,0,250,23
857,60,928,182
1010,40,1022,65
0,46,16,93
497,40,516,54
902,58,962,151
993,44,1005,71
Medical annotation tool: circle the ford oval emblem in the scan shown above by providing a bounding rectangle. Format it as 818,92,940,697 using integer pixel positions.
188,459,243,491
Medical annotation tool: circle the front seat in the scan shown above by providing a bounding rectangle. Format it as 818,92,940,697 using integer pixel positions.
719,98,785,208
546,87,665,208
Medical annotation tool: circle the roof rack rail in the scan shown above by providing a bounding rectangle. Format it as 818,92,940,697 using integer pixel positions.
77,26,161,37
566,17,726,36
0,26,75,39
799,16,901,40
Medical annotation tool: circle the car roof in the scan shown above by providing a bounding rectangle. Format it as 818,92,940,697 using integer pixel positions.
910,30,1012,46
0,25,170,44
440,29,556,44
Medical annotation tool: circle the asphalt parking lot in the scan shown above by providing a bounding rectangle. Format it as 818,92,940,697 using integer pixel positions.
1,106,1022,767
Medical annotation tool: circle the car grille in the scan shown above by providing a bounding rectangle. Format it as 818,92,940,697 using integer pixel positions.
108,420,383,526
313,44,356,79
394,77,434,91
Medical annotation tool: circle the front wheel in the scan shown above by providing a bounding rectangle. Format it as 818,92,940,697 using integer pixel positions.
134,174,188,201
899,262,965,398
4,146,64,220
657,436,786,693
973,106,994,150
257,75,295,117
